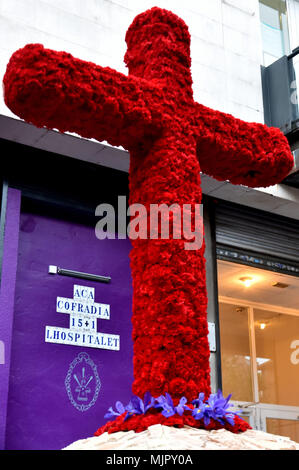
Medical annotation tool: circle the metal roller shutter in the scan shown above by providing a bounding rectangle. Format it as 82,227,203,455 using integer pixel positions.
215,200,299,263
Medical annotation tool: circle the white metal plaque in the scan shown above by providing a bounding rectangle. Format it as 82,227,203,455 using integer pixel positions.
208,322,216,352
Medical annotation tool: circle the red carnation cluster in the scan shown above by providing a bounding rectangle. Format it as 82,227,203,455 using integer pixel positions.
194,102,293,188
3,43,161,150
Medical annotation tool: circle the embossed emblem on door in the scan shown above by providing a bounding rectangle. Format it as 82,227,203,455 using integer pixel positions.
65,352,101,412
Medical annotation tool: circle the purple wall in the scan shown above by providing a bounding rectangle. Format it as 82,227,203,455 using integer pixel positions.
0,188,21,450
3,207,133,450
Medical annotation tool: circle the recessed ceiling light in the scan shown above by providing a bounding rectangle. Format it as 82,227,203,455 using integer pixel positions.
239,276,254,287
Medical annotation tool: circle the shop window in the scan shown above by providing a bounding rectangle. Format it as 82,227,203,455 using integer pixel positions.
217,259,299,407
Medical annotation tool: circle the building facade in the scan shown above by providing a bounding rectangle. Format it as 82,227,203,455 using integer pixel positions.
0,0,299,449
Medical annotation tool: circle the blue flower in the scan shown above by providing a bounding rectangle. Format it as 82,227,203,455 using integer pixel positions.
123,392,156,421
175,396,191,416
206,390,238,425
123,395,144,421
154,393,191,418
130,395,145,413
104,390,239,427
191,392,212,424
191,390,238,426
105,392,157,422
225,413,237,427
191,392,205,407
191,403,207,421
143,391,156,412
154,393,176,417
104,401,126,420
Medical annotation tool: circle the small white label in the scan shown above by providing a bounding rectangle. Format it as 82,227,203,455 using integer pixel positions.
48,265,58,274
208,322,216,352
0,340,4,364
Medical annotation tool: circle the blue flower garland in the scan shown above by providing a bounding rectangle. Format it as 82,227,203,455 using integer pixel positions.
104,390,240,426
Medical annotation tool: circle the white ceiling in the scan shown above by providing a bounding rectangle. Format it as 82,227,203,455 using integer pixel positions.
217,259,299,312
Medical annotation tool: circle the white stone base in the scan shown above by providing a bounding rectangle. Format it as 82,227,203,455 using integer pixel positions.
63,424,299,450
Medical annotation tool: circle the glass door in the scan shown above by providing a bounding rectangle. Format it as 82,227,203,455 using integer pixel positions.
254,308,299,408
218,303,254,403
217,260,299,443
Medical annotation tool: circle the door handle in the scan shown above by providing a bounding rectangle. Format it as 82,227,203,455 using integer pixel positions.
48,265,111,283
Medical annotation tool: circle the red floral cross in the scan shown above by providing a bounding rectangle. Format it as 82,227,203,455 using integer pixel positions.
3,8,293,406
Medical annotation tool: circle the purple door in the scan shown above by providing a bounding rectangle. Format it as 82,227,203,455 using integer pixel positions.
5,210,133,450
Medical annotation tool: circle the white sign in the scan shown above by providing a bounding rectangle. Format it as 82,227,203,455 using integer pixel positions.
208,322,216,352
45,284,120,351
0,340,4,365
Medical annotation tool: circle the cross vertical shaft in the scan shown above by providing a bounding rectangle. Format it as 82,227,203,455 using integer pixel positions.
126,10,210,401
129,129,210,402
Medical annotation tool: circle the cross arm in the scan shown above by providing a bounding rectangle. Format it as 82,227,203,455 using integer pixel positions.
193,103,294,188
3,44,161,150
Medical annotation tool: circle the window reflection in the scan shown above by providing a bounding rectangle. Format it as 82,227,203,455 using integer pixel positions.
219,303,253,402
267,418,299,443
254,308,299,407
259,0,290,65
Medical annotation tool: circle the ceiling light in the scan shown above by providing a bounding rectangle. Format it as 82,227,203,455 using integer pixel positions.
239,276,254,288
258,321,269,330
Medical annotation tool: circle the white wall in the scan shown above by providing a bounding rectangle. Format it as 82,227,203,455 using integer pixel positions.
0,0,265,124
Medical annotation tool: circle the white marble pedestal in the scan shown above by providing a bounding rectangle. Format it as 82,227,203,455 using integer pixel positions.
63,424,299,450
